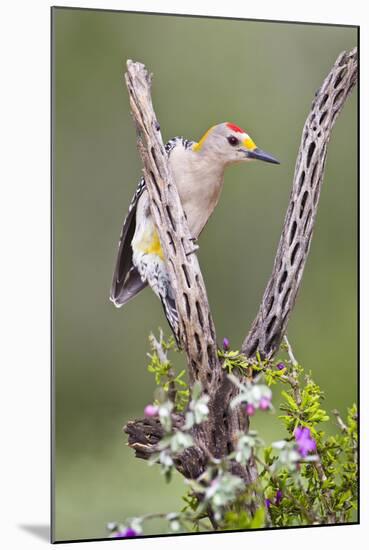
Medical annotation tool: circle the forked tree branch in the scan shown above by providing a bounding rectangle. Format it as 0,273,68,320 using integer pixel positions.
123,48,357,483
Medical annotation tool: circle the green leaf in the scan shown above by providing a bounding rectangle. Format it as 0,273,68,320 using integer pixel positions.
281,390,299,411
250,507,265,528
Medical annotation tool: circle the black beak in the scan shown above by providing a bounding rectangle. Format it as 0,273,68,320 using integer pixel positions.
247,147,280,165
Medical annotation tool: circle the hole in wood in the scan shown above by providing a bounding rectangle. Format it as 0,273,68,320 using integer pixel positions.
166,205,176,232
295,258,304,280
299,190,309,218
334,68,347,88
307,142,316,168
303,209,312,235
150,146,157,164
266,331,280,354
291,242,300,266
334,88,345,106
319,93,329,109
207,370,212,383
247,339,259,358
194,332,202,354
319,111,328,125
196,301,204,328
167,231,176,254
282,287,292,310
289,220,297,245
182,264,191,288
266,315,277,335
183,292,191,319
311,162,318,187
208,313,215,341
305,230,313,253
150,171,162,200
297,171,305,195
278,270,288,294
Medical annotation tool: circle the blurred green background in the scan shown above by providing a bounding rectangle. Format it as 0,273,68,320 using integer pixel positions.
52,8,357,542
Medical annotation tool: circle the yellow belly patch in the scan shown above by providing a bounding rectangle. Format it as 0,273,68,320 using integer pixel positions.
137,229,164,259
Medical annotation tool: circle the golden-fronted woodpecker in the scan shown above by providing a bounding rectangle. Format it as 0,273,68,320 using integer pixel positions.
110,122,279,338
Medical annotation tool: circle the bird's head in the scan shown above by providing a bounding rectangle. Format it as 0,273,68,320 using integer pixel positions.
192,122,280,166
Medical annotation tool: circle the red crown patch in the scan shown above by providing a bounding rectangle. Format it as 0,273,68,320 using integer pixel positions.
226,122,246,134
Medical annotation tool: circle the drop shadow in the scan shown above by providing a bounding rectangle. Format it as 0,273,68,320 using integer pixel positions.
19,524,50,542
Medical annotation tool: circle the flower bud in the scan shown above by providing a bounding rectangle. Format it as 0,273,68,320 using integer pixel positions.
259,396,271,411
246,403,255,416
144,404,159,417
223,337,230,351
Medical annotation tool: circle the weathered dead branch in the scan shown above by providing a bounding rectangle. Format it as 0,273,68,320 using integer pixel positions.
242,47,357,358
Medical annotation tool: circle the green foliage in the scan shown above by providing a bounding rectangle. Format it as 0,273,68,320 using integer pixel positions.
147,331,189,411
217,348,250,375
223,506,265,530
112,332,358,537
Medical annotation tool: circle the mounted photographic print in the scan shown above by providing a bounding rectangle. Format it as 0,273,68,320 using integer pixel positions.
51,7,359,543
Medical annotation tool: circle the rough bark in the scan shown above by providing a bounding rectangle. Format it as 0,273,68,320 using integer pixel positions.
242,47,358,358
123,48,357,484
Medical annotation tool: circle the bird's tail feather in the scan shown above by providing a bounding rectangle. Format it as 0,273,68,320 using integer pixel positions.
159,292,181,348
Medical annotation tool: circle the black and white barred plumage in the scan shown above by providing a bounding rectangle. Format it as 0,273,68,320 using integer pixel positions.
110,137,189,343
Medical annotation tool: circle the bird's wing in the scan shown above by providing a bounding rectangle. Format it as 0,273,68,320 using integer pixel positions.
110,177,147,307
110,137,194,309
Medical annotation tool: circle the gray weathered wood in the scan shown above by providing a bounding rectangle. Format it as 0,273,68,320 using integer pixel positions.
242,47,357,358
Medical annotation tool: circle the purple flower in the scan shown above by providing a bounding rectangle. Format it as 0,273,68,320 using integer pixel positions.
246,403,255,416
115,528,138,538
144,404,159,417
259,396,271,411
294,426,317,457
223,337,230,351
276,362,286,371
275,489,283,505
265,498,271,509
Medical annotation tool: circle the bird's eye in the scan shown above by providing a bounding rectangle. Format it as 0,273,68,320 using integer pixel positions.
227,135,239,146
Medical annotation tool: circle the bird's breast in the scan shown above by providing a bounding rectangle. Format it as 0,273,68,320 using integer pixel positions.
169,150,224,237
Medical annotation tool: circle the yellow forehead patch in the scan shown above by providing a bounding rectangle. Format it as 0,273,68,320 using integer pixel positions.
192,126,215,152
243,136,257,151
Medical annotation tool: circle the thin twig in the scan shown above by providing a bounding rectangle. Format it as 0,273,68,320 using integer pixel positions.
284,336,298,367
